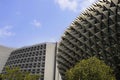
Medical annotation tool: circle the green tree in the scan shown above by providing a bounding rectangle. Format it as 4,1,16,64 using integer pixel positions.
24,74,40,80
65,57,116,80
1,66,40,80
0,74,2,80
1,66,25,80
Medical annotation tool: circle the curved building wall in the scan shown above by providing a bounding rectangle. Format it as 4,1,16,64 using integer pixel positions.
57,0,120,79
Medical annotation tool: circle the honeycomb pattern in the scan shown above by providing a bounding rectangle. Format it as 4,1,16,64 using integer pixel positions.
2,44,46,80
57,0,120,79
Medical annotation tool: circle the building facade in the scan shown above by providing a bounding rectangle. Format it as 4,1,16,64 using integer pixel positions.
57,0,120,80
2,42,61,80
0,45,14,73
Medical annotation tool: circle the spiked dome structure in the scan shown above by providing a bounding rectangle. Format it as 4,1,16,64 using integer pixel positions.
57,0,120,80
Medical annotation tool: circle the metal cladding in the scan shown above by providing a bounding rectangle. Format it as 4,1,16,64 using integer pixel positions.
57,0,120,79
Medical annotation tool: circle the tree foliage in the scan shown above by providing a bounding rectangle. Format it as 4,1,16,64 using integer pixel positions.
0,74,2,80
1,66,40,80
65,57,116,80
24,74,40,80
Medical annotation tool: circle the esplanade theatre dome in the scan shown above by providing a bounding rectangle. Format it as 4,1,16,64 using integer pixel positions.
57,0,120,80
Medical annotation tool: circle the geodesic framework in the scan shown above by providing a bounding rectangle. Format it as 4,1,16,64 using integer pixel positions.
57,0,120,80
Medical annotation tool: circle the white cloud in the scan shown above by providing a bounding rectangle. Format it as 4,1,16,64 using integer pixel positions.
55,0,78,12
55,0,97,12
32,19,41,28
0,26,15,38
49,38,57,42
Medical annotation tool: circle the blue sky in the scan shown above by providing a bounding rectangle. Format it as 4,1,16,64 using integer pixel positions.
0,0,97,48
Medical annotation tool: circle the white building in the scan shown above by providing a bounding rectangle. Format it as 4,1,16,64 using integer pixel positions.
0,45,14,73
2,43,61,80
